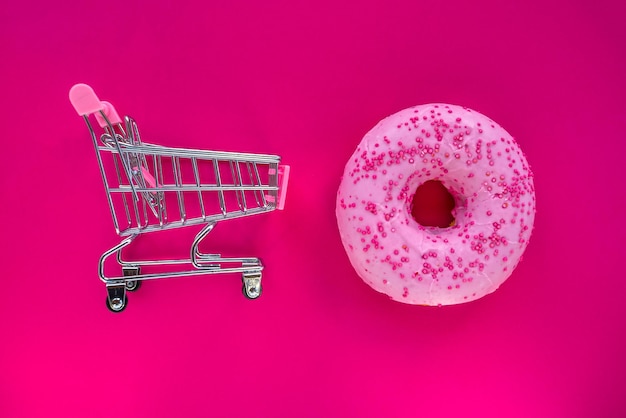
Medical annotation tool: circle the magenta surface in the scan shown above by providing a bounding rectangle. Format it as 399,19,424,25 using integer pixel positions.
1,1,625,416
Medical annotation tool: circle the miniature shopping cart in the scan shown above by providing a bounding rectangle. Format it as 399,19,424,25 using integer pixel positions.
69,84,290,312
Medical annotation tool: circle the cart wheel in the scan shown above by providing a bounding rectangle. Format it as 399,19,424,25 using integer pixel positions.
242,283,263,300
106,295,128,313
125,280,142,292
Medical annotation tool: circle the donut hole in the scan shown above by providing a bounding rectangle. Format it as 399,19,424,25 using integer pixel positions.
411,180,456,228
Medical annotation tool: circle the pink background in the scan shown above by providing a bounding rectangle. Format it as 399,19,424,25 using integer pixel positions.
1,1,625,416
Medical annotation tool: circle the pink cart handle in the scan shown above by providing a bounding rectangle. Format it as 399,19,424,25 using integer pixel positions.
69,84,122,128
69,84,103,116
94,101,122,128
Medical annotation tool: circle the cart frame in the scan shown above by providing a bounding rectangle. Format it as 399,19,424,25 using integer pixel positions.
70,84,289,312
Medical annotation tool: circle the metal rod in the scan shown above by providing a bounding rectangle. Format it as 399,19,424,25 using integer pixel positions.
252,162,268,208
234,161,247,212
173,156,186,222
213,159,227,215
86,116,121,234
191,157,206,220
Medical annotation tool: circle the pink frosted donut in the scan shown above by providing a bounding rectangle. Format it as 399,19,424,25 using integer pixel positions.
336,104,536,306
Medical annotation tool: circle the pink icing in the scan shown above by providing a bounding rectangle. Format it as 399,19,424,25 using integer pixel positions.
336,104,536,306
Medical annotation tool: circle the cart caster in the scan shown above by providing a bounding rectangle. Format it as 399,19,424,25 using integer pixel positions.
106,284,128,313
125,280,141,292
242,273,262,300
106,295,128,313
123,266,142,292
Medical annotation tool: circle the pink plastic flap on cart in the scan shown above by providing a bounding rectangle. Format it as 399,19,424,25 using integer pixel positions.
131,166,158,188
69,84,103,116
277,164,290,210
141,166,157,188
266,165,290,209
94,101,122,128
